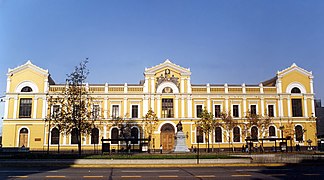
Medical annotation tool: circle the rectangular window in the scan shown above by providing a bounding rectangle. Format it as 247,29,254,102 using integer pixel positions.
19,98,32,118
292,99,303,117
52,105,61,118
268,105,274,117
93,105,100,119
196,105,203,118
112,105,119,118
214,105,221,118
131,105,139,118
233,105,239,118
250,105,257,115
197,127,204,143
162,99,173,118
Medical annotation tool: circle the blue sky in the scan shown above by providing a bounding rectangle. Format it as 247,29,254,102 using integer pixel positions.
0,0,324,133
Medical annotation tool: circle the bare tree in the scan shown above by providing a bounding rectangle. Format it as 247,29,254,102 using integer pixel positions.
196,108,214,152
52,59,97,156
220,111,238,152
142,109,158,152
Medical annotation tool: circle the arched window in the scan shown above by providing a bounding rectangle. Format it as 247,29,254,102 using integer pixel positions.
71,128,78,144
233,127,240,142
295,125,303,142
251,126,258,140
215,127,222,142
162,87,173,93
21,86,33,92
196,127,203,143
131,127,139,144
111,128,119,144
19,128,29,147
91,128,99,144
291,87,301,93
269,126,276,137
51,127,59,145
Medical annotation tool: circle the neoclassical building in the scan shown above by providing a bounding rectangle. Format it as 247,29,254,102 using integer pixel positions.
2,60,317,152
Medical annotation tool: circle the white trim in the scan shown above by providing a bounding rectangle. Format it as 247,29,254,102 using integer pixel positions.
130,104,140,119
156,81,179,94
111,104,120,118
232,104,241,118
286,82,306,94
15,81,39,93
268,125,277,137
195,103,204,118
294,124,304,142
212,103,222,118
266,103,276,117
233,126,241,143
158,121,177,133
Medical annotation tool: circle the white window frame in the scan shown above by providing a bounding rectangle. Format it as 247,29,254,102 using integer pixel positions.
266,103,276,117
111,104,120,118
195,104,204,118
130,104,140,119
232,104,240,118
249,104,258,115
212,102,222,118
92,104,101,119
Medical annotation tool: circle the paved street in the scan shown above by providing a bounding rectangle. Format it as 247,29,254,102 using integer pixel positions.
1,165,324,179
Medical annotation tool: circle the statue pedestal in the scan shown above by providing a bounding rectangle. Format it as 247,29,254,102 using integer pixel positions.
173,131,190,153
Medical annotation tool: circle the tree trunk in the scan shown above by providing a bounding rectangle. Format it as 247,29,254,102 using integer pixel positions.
77,129,82,156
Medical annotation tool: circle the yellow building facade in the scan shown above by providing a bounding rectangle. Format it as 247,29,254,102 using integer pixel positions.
2,60,317,152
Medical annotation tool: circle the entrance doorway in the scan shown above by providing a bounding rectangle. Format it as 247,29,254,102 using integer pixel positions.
19,128,28,147
160,123,175,151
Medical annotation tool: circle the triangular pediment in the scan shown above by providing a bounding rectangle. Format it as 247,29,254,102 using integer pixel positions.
277,63,313,78
7,60,49,76
144,59,191,76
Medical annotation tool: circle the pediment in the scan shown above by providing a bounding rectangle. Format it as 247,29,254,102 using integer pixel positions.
277,63,313,78
144,59,191,76
7,60,49,76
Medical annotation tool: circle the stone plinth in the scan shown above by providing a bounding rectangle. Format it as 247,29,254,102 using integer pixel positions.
173,131,190,153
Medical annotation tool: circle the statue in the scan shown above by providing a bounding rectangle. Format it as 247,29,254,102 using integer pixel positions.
176,120,183,132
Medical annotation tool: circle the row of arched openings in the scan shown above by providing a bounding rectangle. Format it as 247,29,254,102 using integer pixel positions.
18,125,304,146
196,125,304,143
49,127,140,145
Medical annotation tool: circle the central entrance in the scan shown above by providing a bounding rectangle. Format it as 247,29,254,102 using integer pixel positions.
160,123,175,151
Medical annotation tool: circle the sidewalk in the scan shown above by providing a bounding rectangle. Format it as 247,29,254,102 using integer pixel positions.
1,153,324,168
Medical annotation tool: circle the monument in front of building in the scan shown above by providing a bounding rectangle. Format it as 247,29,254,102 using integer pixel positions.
173,121,190,153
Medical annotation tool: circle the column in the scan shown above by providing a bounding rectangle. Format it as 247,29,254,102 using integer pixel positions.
104,97,108,119
225,97,229,112
181,96,185,118
151,77,155,93
243,97,247,117
287,96,291,117
187,78,192,93
6,76,11,93
63,132,67,145
207,96,211,112
42,96,47,119
124,97,128,117
187,95,192,118
143,95,149,114
103,124,107,139
303,95,308,117
13,96,18,119
157,95,161,118
260,97,265,116
150,95,155,111
278,96,284,118
4,96,9,119
174,96,178,118
180,77,185,93
33,96,38,119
